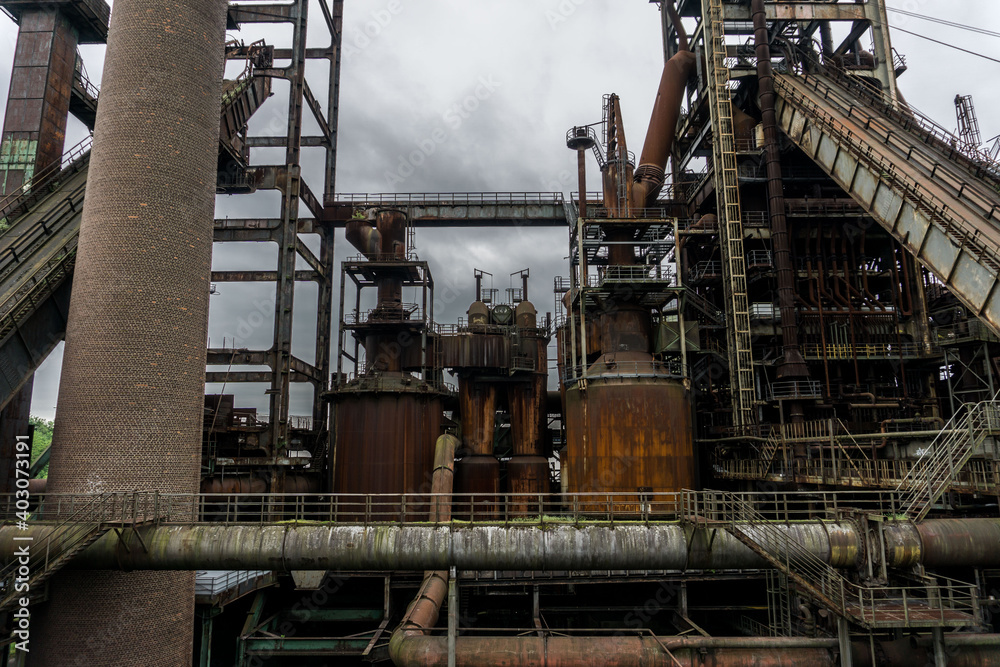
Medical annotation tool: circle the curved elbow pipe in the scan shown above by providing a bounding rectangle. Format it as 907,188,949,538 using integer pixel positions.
390,434,459,666
632,0,695,209
632,50,697,209
346,218,382,258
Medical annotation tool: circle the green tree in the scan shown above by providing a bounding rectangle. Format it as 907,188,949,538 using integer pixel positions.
28,415,52,478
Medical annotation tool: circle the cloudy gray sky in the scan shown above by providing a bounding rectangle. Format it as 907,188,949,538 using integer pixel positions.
2,1,999,421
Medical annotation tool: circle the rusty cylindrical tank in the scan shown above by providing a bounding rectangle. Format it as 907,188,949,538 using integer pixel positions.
564,291,694,511
454,377,499,518
563,370,695,511
33,1,229,664
467,300,490,328
507,300,551,514
332,380,444,519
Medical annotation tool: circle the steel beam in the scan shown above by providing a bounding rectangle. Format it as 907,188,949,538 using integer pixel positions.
211,270,320,282
323,197,570,227
722,3,866,22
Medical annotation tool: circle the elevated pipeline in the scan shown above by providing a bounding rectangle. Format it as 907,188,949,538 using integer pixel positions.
389,634,1000,667
6,518,1000,571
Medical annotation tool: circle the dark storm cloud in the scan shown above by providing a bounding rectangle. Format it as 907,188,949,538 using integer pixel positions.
3,1,999,419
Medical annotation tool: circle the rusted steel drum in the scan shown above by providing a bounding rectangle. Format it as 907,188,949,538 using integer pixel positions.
439,332,509,369
563,362,694,515
508,378,546,454
467,300,490,328
454,455,500,519
454,377,500,517
460,379,496,458
507,456,550,517
332,380,443,521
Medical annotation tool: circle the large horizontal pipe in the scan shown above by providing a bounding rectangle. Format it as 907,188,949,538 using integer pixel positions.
390,635,1000,667
5,518,1000,571
1,522,860,571
880,518,1000,568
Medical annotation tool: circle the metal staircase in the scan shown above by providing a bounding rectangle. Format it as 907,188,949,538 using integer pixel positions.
896,400,1000,521
683,490,981,629
701,0,755,429
0,138,92,411
684,288,724,325
0,64,275,412
0,494,116,612
765,570,793,636
757,427,783,475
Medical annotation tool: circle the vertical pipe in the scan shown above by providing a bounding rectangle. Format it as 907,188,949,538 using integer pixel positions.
35,0,229,664
932,628,947,667
577,215,588,378
820,22,835,57
199,613,214,667
447,566,458,667
676,220,688,376
838,619,854,667
752,0,808,381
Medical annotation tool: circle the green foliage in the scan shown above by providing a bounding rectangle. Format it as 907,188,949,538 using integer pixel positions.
28,415,52,478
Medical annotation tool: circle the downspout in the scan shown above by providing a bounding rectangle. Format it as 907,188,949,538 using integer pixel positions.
631,0,697,209
893,244,914,317
858,232,885,312
806,254,832,398
752,0,808,381
389,434,459,666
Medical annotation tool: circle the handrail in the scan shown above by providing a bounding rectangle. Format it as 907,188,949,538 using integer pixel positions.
805,49,1000,187
561,360,688,385
0,492,114,608
683,490,979,628
895,400,1000,519
715,454,1000,498
0,135,93,226
331,192,566,204
1,489,923,526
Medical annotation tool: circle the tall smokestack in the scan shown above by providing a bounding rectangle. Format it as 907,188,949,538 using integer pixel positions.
33,0,229,664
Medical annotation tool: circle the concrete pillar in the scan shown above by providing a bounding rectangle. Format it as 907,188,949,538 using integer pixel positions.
32,0,229,664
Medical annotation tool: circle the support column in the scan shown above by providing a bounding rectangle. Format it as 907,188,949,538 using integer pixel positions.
864,0,898,100
932,628,947,667
448,566,458,667
0,6,79,495
33,0,229,664
0,8,78,194
838,617,854,667
198,611,215,667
